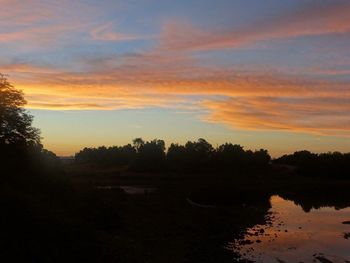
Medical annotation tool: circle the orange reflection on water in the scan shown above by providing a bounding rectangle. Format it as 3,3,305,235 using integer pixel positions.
229,196,350,262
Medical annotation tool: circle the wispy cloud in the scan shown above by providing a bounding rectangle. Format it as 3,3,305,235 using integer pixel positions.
203,97,350,136
0,1,115,47
159,1,350,51
90,22,149,41
4,55,349,136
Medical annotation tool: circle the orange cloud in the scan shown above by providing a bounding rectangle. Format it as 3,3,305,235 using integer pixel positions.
12,64,350,100
3,58,347,137
25,91,187,111
0,62,59,74
2,54,349,112
312,68,350,76
203,97,350,136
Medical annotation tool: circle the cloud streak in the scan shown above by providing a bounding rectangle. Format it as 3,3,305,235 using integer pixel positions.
203,97,350,136
90,22,148,41
160,1,350,51
3,55,349,136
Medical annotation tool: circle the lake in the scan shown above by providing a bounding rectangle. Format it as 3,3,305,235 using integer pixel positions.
229,195,350,263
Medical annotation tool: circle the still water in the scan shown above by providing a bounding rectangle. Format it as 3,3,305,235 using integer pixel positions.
97,185,156,194
229,195,350,263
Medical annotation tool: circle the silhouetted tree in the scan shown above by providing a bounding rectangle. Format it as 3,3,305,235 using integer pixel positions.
131,139,166,172
74,138,272,173
275,150,350,179
213,144,271,172
182,138,214,171
133,138,145,153
0,74,40,146
167,143,187,171
214,143,246,170
0,74,59,174
252,149,271,167
75,145,136,166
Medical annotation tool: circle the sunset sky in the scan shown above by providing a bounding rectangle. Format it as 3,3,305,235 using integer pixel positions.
1,0,350,156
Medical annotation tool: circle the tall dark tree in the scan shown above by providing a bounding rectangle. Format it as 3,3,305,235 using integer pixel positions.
0,74,40,147
0,74,60,174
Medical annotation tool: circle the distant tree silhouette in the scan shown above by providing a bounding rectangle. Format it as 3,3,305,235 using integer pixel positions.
75,145,136,166
132,138,145,152
275,150,350,179
213,144,271,172
184,138,213,171
214,143,246,171
167,143,187,171
252,149,271,167
131,139,166,172
74,138,272,173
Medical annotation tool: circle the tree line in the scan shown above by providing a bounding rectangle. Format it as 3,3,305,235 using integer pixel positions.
75,138,271,172
2,73,350,179
274,150,350,179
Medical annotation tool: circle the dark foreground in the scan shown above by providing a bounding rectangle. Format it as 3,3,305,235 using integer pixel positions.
2,165,350,263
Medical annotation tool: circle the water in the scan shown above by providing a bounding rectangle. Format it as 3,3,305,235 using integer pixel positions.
96,185,156,194
229,195,350,263
119,185,156,194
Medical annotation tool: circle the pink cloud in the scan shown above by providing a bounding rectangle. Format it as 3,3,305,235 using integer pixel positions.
159,2,350,51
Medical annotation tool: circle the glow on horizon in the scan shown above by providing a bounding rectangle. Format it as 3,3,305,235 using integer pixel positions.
1,0,350,156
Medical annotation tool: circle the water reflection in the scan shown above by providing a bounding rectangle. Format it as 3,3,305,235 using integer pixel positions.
96,185,156,194
119,185,156,194
229,195,350,263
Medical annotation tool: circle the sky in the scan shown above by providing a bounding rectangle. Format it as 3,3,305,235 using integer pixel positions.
1,0,350,156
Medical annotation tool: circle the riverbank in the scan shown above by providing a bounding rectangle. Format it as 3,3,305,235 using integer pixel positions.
2,163,350,262
61,163,350,262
